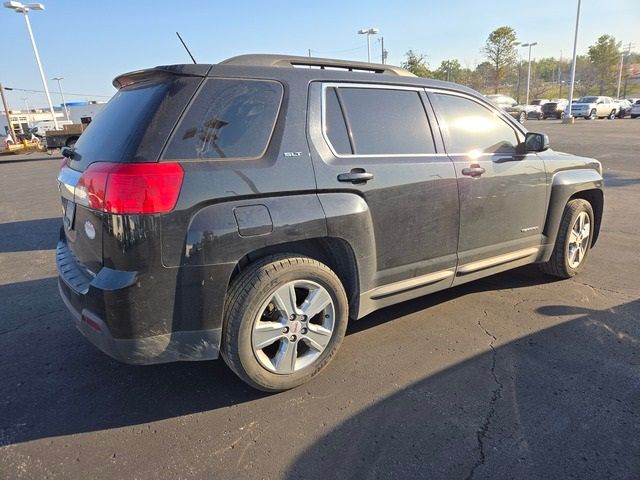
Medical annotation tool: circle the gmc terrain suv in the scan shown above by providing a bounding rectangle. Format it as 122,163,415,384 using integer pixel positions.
57,54,604,391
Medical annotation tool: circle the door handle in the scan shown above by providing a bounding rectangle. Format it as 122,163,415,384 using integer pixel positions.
461,166,486,178
337,169,374,184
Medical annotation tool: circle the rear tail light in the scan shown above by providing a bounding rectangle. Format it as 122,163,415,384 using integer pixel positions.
75,162,184,214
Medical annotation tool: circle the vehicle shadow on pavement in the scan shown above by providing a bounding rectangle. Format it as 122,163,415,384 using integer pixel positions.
0,218,60,253
1,265,564,448
348,264,563,336
287,298,640,480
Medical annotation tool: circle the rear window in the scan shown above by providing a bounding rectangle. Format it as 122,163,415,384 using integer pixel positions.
163,79,283,160
70,76,200,171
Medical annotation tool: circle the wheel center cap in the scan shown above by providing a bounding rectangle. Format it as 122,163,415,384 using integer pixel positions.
290,320,302,334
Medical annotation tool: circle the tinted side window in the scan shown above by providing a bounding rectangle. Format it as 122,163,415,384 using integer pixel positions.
164,79,283,160
335,87,435,155
325,87,352,155
430,93,520,155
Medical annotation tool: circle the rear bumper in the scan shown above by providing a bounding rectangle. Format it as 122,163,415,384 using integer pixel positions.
57,240,221,364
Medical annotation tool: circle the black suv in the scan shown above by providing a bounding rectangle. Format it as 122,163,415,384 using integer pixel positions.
57,54,604,391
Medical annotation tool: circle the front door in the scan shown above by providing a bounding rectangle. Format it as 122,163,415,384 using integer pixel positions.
427,91,548,279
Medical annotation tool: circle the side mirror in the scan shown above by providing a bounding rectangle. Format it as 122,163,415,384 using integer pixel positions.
522,132,550,153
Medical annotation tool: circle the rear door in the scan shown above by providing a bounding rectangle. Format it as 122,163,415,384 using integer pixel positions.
427,90,547,281
307,82,459,295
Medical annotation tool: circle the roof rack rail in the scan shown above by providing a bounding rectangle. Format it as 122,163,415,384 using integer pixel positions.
219,54,416,77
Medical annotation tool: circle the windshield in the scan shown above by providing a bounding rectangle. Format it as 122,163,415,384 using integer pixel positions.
578,96,598,103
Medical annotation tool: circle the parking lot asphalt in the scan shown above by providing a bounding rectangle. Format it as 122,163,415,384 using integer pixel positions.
1,118,639,479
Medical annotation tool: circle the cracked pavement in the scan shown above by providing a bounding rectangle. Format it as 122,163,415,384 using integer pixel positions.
1,120,639,479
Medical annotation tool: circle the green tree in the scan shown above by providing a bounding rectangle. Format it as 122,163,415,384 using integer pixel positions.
588,35,621,95
401,50,430,77
433,59,462,82
482,26,519,93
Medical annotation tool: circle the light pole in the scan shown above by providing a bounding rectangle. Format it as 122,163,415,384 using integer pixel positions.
564,0,582,123
21,97,31,126
3,1,59,129
521,42,538,105
52,77,69,121
358,27,379,63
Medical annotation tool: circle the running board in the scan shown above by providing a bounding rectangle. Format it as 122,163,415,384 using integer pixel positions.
456,247,540,276
369,269,455,300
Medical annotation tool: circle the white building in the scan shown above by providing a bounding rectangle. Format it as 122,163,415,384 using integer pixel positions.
2,101,106,135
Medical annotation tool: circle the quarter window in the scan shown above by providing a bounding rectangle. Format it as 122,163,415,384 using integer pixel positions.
164,79,283,160
430,93,520,155
325,87,436,155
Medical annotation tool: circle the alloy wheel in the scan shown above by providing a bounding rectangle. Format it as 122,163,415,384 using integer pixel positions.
567,211,591,269
251,280,335,374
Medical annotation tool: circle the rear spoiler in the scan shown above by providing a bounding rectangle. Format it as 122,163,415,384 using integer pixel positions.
112,64,211,89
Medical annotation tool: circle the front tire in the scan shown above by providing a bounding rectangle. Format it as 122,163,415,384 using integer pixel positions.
221,255,348,392
540,199,594,278
608,110,616,120
518,112,526,124
587,109,597,120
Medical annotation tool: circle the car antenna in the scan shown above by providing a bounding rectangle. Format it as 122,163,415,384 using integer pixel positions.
176,32,197,64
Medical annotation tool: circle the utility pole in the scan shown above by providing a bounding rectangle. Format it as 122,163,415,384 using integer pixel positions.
380,37,385,64
308,48,312,57
622,42,633,98
0,83,17,143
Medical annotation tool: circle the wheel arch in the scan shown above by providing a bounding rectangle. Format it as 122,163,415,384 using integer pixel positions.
569,188,603,247
541,169,604,261
229,236,361,320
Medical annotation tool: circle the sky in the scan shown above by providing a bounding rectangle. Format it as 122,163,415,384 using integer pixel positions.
2,0,639,108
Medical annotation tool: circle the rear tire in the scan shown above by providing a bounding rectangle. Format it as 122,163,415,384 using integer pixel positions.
65,136,79,148
221,255,348,392
540,199,594,279
608,110,616,120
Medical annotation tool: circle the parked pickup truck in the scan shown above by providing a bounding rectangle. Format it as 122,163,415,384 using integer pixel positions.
45,124,85,151
566,96,619,120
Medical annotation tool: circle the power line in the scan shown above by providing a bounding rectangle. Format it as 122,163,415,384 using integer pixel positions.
2,86,111,98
